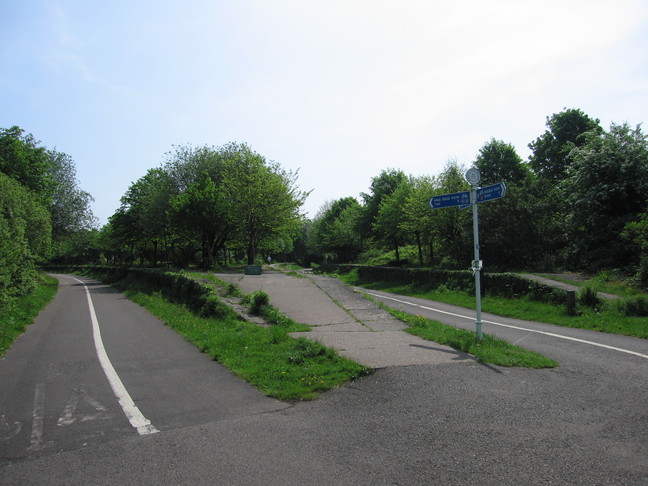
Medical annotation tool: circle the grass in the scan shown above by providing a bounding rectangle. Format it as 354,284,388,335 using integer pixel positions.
101,273,370,400
535,271,646,298
365,295,558,368
342,276,648,339
0,273,58,357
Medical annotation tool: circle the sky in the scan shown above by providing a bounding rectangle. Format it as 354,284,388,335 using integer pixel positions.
2,0,647,226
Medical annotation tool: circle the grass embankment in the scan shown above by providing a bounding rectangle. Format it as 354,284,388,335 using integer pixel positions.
357,292,558,368
188,270,556,368
343,276,648,340
0,273,58,356
90,270,370,400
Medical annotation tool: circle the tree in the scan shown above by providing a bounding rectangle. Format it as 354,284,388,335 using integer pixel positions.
0,126,51,199
359,168,407,239
170,171,232,268
564,123,648,269
622,211,648,287
374,178,413,263
0,173,52,305
475,138,529,185
219,143,308,264
529,108,602,182
110,168,177,265
46,150,96,237
473,139,538,269
400,175,438,266
433,160,472,267
309,197,363,263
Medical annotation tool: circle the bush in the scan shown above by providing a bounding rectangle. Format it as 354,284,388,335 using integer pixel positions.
578,281,602,310
331,265,566,304
618,295,648,317
249,291,270,315
200,294,234,319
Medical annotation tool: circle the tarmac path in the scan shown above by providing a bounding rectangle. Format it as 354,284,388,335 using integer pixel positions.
1,270,646,485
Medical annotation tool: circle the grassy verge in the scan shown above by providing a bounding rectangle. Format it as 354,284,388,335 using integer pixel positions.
0,273,58,357
535,271,645,299
364,295,558,368
91,271,370,400
344,278,648,339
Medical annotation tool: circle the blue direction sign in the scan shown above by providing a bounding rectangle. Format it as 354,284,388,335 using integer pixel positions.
429,191,471,210
476,182,506,203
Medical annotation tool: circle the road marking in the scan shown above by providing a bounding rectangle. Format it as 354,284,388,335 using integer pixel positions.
27,383,45,451
364,291,648,360
0,415,22,441
58,387,111,426
71,277,159,435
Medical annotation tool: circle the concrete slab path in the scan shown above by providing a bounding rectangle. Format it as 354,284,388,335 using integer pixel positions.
215,269,472,369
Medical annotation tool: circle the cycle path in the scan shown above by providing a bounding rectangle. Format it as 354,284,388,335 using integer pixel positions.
215,270,473,369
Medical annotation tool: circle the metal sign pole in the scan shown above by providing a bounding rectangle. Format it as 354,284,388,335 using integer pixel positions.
429,167,504,341
471,184,483,340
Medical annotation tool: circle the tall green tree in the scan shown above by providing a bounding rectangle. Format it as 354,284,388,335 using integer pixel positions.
170,171,232,268
400,175,438,265
0,126,51,199
428,160,472,267
528,108,602,182
309,197,363,263
473,139,538,269
46,150,96,259
359,168,407,240
475,138,529,185
219,143,308,264
564,123,648,269
0,173,52,304
374,178,414,263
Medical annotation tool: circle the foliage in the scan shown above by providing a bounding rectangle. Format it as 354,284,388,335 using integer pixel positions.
577,281,602,310
622,211,648,287
475,138,529,185
0,173,53,305
330,265,566,304
308,197,363,263
528,108,603,182
0,126,96,258
107,143,308,268
358,168,407,239
0,273,58,357
614,295,648,317
351,275,648,339
249,290,270,315
388,309,558,368
564,123,648,269
0,126,52,199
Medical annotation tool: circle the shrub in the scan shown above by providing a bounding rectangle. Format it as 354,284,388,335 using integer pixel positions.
578,281,602,310
200,294,234,319
249,291,270,315
618,295,648,317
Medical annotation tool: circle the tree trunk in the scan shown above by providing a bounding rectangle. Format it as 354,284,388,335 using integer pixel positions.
415,231,423,266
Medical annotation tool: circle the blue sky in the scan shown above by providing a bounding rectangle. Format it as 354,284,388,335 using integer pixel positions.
2,0,647,225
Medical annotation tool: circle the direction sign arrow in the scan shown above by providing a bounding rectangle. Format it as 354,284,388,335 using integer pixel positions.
429,191,471,210
476,182,506,203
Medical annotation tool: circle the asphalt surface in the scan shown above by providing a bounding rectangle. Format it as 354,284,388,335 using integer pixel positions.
1,271,647,485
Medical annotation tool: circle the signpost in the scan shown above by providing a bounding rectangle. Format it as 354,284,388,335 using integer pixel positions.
429,170,506,339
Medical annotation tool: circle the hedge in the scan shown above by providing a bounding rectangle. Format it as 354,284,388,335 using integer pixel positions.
44,265,237,319
319,264,567,305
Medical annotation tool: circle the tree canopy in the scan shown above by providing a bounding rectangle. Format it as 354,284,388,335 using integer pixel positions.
107,143,308,268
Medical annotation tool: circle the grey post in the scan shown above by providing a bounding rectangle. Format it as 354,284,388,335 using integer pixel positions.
465,168,483,340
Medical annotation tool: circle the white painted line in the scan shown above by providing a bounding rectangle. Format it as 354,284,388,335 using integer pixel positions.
365,291,648,360
71,277,159,435
27,383,45,451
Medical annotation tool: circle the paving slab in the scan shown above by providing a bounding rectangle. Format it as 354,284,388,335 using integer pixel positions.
215,270,473,369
